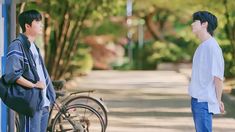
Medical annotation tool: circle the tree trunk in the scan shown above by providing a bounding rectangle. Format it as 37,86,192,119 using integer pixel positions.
144,11,165,41
55,2,93,79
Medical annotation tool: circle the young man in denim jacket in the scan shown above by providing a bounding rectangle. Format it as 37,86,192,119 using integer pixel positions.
4,10,56,132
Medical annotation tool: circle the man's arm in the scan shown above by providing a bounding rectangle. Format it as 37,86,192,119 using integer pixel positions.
16,76,45,89
214,76,225,113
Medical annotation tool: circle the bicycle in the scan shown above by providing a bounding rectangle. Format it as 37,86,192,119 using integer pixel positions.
14,80,108,132
50,97,105,131
51,80,108,130
14,91,105,132
59,90,108,129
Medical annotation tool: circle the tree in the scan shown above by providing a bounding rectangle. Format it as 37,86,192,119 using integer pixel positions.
223,0,235,62
23,0,122,80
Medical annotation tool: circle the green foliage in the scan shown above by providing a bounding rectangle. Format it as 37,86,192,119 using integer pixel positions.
220,42,235,77
145,41,191,67
116,39,192,70
113,58,136,70
23,0,125,79
24,0,235,78
126,0,235,78
70,44,93,76
90,0,126,20
83,20,126,36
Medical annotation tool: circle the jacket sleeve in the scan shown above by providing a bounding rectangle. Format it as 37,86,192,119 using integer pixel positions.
4,41,25,83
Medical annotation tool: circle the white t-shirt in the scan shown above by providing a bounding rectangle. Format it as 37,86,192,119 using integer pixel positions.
30,43,50,107
188,37,224,114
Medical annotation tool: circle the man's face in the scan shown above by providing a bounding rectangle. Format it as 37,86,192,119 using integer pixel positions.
191,20,202,35
25,20,43,36
191,20,208,36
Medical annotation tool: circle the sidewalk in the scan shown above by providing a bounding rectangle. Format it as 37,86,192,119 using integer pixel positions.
66,70,235,132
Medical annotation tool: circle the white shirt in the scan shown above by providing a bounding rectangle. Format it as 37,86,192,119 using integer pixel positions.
188,37,224,114
30,43,50,107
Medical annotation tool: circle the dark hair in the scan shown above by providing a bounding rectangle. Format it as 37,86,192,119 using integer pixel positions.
18,10,42,32
193,11,217,36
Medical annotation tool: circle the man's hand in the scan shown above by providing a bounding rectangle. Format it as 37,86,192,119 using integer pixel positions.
219,101,225,114
34,81,45,89
214,77,225,114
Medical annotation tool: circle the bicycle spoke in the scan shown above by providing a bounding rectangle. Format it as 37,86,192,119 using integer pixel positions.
67,108,96,120
64,96,108,129
51,104,105,132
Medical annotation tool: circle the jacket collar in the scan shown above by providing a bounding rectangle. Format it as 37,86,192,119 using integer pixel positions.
17,33,31,50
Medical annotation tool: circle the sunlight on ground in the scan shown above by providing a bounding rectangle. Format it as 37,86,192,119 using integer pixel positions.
68,71,235,132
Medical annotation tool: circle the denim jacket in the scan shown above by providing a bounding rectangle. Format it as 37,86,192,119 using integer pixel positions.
4,33,56,110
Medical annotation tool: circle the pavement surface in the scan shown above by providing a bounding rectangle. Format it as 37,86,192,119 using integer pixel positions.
66,70,235,132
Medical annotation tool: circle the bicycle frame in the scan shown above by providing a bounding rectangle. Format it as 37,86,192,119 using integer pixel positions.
47,90,108,132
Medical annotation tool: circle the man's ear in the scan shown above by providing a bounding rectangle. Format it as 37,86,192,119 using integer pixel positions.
25,23,31,30
202,21,208,28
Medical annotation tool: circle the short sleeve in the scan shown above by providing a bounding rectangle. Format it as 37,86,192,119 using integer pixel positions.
211,47,224,80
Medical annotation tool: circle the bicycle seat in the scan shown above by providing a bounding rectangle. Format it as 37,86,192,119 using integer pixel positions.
55,91,66,99
52,80,66,91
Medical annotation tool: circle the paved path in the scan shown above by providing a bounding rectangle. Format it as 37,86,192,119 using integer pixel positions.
66,70,235,132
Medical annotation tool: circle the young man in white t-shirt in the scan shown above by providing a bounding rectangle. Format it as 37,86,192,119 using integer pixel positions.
189,11,225,132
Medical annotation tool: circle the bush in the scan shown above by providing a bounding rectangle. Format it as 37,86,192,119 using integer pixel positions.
117,39,192,70
68,44,93,78
220,43,235,78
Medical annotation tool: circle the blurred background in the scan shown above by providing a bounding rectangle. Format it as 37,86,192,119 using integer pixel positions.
15,0,235,82
1,0,235,131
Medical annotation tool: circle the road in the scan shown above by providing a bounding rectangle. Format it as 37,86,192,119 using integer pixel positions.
66,70,235,132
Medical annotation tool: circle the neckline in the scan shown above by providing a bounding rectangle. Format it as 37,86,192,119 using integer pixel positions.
200,37,213,45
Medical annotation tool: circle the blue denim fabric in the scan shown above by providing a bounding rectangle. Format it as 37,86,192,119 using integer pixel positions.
191,97,213,132
19,107,49,132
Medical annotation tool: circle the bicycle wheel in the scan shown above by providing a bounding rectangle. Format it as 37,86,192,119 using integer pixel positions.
51,104,105,132
64,96,108,129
